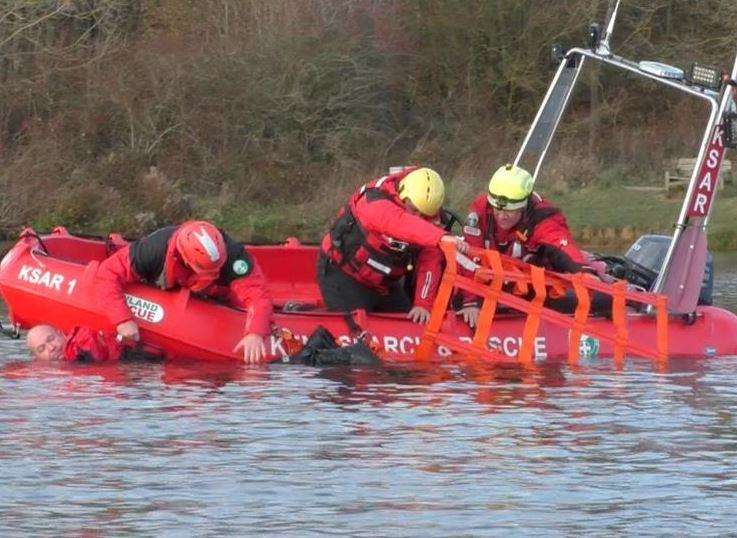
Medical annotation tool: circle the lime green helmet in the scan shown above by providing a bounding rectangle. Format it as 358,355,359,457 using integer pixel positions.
487,164,534,210
398,167,445,217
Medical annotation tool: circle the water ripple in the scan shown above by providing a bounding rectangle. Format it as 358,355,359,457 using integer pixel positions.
0,255,736,535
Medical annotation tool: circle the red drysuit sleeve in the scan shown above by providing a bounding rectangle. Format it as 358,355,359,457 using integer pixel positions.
359,199,446,247
95,246,140,327
63,327,122,362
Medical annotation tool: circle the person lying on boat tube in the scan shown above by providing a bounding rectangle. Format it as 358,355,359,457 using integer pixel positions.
318,166,469,324
95,221,273,363
458,164,607,327
26,324,122,362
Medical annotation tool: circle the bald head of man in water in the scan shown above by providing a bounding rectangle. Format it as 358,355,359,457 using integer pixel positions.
26,325,65,361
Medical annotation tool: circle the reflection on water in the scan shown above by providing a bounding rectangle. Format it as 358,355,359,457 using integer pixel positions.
0,253,736,534
712,252,737,313
2,354,737,535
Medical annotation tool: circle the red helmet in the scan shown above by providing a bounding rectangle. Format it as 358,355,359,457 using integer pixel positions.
175,221,226,282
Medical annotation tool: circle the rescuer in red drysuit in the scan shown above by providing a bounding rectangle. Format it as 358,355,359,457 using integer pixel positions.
458,164,604,327
318,166,469,324
26,324,122,362
95,221,273,363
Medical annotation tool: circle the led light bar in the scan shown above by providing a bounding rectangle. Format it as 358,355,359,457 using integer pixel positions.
551,43,566,64
587,23,601,50
686,63,723,91
639,61,684,80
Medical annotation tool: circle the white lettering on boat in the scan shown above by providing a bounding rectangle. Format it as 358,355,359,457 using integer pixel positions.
267,331,547,359
399,336,419,354
269,335,286,357
688,125,725,218
17,265,65,292
459,335,547,360
124,294,165,323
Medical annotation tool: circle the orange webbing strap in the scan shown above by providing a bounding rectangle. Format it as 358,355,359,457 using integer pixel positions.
513,279,529,296
507,261,530,296
416,242,457,360
474,267,493,284
548,279,567,299
656,295,669,365
471,250,505,354
612,280,628,368
518,264,546,367
568,273,591,366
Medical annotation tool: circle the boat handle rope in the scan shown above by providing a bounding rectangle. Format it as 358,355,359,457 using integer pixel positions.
29,248,48,269
0,320,21,339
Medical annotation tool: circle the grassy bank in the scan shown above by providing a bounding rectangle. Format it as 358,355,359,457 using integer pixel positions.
234,173,737,252
9,164,736,252
555,183,737,251
2,1,737,251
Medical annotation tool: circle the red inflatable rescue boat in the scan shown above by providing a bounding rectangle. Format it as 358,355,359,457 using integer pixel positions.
4,7,737,365
1,228,736,365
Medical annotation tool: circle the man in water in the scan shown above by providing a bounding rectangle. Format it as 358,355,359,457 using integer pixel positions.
26,324,122,362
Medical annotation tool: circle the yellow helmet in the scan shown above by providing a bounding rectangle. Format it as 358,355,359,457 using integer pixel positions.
487,164,534,210
397,167,445,217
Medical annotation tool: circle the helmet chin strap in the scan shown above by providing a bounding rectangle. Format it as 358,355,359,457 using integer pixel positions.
402,197,418,213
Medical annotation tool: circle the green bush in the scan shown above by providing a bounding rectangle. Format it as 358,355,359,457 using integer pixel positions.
1,0,736,246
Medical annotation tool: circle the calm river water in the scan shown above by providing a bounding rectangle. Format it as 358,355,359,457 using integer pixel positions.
1,254,736,535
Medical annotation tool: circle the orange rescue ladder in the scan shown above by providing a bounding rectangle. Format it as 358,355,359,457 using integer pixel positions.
415,243,669,367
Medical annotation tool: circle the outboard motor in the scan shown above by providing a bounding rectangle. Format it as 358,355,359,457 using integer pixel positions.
621,235,713,305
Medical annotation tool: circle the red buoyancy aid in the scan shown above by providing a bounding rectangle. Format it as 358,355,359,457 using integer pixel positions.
463,192,586,270
63,327,122,362
320,167,446,294
458,193,588,308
